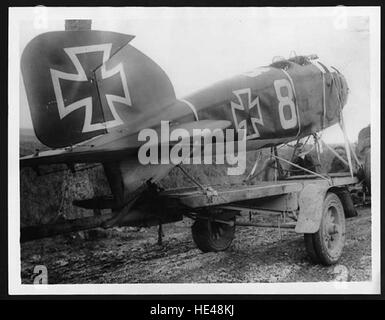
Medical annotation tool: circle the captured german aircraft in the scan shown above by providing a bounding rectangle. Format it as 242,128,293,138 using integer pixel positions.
20,30,353,254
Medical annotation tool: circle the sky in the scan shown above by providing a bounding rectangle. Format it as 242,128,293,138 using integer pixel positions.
15,7,374,143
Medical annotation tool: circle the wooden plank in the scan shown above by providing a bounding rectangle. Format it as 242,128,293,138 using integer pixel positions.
280,175,358,188
330,176,359,186
164,182,302,208
162,174,358,209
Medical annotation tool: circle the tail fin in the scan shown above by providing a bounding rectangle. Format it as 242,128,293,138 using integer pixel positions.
21,30,176,148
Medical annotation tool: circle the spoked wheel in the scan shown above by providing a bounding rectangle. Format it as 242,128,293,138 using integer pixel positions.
304,192,346,265
191,218,235,253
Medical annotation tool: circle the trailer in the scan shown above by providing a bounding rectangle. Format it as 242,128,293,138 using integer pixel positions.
158,172,359,265
21,170,361,266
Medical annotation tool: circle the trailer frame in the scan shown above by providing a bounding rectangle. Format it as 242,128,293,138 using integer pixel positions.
157,172,359,264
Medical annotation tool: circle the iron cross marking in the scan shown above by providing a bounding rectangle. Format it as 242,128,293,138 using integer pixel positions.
50,43,131,133
230,88,264,139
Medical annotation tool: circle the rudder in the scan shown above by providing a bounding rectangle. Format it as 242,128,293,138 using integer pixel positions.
21,30,176,148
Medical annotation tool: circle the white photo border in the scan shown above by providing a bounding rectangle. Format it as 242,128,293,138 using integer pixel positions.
8,6,381,295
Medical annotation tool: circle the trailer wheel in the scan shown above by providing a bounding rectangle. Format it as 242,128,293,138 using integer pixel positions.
304,234,320,264
337,189,357,218
192,219,235,252
304,192,346,265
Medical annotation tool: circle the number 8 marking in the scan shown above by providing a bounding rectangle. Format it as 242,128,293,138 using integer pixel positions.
273,79,298,130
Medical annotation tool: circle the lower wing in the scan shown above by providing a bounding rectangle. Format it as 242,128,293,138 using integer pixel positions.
20,120,232,167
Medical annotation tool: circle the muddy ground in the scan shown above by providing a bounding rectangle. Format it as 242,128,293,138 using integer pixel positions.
21,206,371,284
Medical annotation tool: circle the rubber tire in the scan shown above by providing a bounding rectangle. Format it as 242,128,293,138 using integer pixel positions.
192,219,235,253
304,234,320,264
304,192,346,265
338,189,358,218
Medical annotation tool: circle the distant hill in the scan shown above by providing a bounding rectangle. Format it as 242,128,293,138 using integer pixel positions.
20,127,35,137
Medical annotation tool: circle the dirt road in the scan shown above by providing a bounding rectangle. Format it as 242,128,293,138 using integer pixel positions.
21,207,371,284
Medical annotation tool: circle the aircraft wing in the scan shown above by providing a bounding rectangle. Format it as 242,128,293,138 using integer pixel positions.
20,120,232,167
